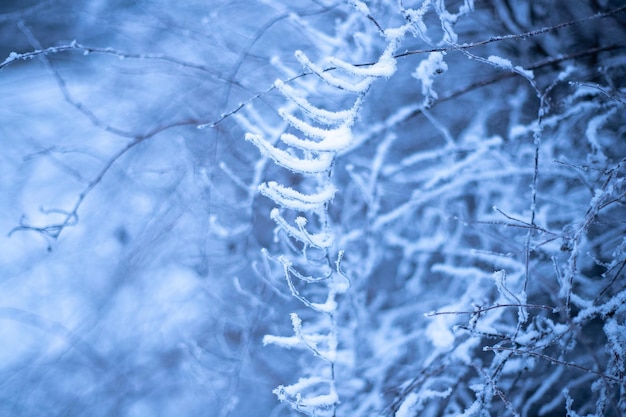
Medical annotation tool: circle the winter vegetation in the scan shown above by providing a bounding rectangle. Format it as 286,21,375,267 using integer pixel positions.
1,0,625,416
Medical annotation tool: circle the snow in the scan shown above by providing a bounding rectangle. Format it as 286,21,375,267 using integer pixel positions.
348,0,370,16
275,79,353,125
413,52,448,104
487,55,534,79
395,392,419,417
604,318,625,374
426,315,455,348
325,51,396,78
270,208,335,248
258,181,336,211
6,2,624,416
295,50,376,93
487,55,513,69
299,391,339,408
279,110,355,151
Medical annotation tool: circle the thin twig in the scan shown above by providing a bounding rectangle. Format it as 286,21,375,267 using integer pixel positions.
1,39,233,81
9,23,231,241
427,303,557,316
484,346,622,383
570,81,626,105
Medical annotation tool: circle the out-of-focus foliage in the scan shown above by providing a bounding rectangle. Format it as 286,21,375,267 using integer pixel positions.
1,1,317,416
1,0,625,416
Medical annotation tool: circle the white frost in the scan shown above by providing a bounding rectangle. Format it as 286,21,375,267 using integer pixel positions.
245,133,333,174
258,181,336,211
413,52,448,104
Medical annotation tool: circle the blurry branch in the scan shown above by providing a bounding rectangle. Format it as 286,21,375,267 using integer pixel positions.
441,44,623,98
199,71,309,129
23,139,88,182
218,11,290,130
483,346,622,383
12,21,242,137
207,41,623,134
0,307,108,369
386,364,446,415
598,258,626,299
4,20,251,134
484,207,559,235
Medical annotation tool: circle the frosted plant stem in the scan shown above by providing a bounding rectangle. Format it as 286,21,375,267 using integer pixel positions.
245,4,414,413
